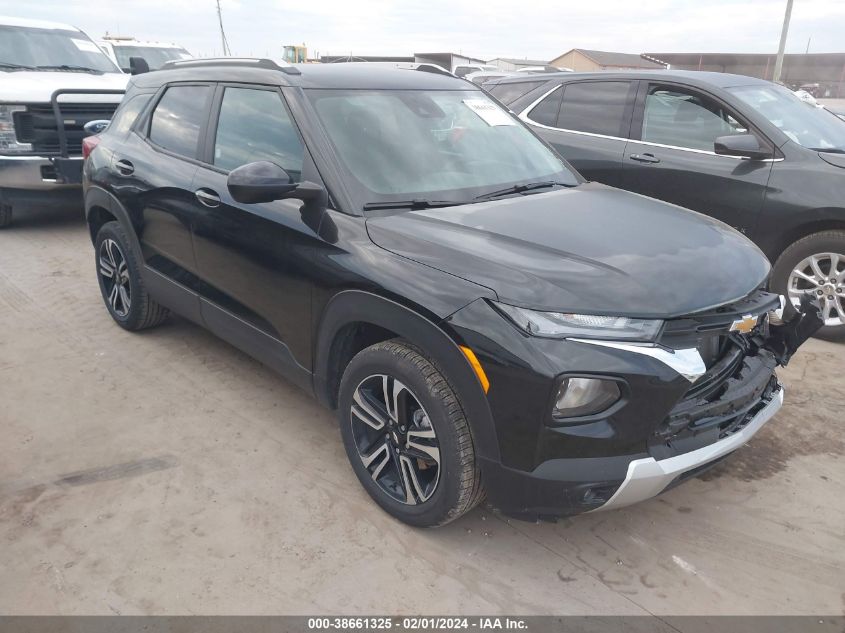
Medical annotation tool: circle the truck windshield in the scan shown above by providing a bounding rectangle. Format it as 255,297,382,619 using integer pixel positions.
308,89,579,210
112,45,191,71
0,25,118,73
729,83,845,152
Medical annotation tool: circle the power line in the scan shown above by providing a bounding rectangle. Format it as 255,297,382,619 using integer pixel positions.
216,0,231,56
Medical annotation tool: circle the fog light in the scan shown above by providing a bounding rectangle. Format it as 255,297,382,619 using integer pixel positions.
554,377,620,418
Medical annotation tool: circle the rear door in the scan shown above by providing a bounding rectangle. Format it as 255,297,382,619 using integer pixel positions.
111,83,213,305
519,80,636,186
622,82,774,233
189,83,322,387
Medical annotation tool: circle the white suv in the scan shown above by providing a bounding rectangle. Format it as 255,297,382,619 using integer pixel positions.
0,16,127,227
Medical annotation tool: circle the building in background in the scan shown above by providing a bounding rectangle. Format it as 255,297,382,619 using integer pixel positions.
413,52,488,72
646,52,845,97
487,57,551,72
549,49,666,72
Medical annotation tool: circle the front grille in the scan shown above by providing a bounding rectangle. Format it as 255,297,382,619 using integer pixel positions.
648,288,782,460
15,102,119,156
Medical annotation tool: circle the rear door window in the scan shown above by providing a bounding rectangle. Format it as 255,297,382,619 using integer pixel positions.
148,85,211,158
641,85,749,151
556,81,633,137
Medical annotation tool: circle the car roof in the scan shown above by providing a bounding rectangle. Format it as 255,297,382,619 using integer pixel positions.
130,58,479,91
0,15,79,30
489,69,773,89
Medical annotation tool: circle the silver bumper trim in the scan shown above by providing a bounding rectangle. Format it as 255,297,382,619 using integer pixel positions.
592,387,784,512
569,338,707,382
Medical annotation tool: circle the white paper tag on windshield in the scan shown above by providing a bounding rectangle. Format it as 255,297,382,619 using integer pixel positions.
462,99,516,126
72,39,101,53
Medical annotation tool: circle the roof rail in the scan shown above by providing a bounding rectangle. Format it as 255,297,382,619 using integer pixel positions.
160,57,301,75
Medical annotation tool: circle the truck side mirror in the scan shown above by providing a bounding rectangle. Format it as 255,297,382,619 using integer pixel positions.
129,57,150,75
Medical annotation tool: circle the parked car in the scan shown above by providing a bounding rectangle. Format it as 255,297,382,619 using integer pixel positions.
516,65,571,74
0,15,127,228
485,70,845,338
83,59,819,526
464,70,515,86
453,63,498,78
99,36,192,73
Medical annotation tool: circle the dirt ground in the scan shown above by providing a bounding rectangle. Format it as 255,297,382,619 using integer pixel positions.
1,205,843,616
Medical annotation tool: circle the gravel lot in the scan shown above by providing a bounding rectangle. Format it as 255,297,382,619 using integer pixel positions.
1,204,843,616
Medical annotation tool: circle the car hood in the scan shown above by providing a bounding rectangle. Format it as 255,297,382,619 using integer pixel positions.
366,183,770,318
0,71,127,102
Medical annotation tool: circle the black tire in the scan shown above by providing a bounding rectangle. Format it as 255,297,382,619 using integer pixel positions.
94,221,169,331
338,340,484,527
0,201,12,228
770,230,845,341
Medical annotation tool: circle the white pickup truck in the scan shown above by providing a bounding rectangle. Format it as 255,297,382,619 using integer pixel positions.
0,16,127,227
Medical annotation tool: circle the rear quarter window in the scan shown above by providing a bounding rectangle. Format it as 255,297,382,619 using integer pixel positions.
108,93,152,137
489,80,546,105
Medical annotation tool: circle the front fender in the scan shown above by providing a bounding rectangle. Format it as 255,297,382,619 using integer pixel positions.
313,290,501,462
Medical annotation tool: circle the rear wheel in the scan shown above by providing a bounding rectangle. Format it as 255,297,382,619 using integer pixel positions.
338,340,484,527
771,230,845,340
95,221,169,331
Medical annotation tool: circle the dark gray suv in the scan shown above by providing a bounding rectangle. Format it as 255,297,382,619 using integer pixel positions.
486,70,845,339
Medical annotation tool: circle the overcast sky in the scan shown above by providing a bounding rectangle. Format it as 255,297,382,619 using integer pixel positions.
4,0,844,61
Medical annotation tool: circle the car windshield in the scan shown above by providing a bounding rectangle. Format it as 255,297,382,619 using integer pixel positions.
307,89,579,209
113,45,191,70
728,83,845,152
0,24,118,73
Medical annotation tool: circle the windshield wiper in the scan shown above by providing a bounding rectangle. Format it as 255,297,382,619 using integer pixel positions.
362,199,466,211
0,61,36,70
36,64,103,74
809,147,845,154
473,180,572,201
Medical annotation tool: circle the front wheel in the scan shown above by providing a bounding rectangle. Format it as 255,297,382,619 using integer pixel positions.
338,340,484,527
770,230,845,340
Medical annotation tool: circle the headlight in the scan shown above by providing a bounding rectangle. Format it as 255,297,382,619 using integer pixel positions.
493,302,663,341
0,105,32,154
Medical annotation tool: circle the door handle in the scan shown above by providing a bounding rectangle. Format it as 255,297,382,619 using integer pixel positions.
114,159,134,175
629,153,661,164
195,188,221,208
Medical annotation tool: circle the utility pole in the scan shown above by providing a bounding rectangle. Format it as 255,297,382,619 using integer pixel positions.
772,0,794,83
216,0,231,56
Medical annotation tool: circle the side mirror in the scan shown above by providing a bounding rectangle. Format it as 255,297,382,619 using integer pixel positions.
714,134,771,160
84,119,110,135
227,161,323,204
129,56,150,75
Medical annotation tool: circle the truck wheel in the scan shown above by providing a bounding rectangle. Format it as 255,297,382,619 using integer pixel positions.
771,230,845,340
338,340,484,527
0,202,12,228
94,221,169,331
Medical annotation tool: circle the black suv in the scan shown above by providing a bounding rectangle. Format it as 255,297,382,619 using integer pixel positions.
83,59,819,526
486,71,845,338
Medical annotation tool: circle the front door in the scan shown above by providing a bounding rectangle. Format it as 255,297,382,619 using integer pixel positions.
190,84,324,389
622,82,774,234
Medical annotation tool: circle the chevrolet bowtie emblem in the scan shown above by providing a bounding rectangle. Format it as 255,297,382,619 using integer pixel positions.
730,314,759,334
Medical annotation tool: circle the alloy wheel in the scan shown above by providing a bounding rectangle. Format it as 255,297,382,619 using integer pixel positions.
99,238,131,318
350,374,441,505
787,252,845,326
